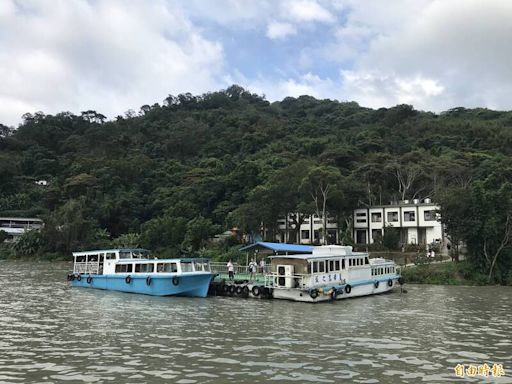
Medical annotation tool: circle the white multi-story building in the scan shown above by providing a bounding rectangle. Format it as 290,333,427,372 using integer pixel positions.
353,199,443,246
0,217,44,242
276,214,338,245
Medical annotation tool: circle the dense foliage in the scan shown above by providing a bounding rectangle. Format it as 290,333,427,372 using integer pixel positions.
1,85,512,282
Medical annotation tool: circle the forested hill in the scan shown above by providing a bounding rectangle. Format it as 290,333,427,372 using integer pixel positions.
2,85,512,278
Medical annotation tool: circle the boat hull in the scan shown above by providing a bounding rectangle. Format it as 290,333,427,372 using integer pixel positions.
272,275,401,303
70,273,213,297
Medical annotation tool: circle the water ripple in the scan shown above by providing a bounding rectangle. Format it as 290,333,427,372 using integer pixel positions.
0,261,511,383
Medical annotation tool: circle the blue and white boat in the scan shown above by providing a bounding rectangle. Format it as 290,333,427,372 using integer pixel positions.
67,248,213,297
265,245,402,302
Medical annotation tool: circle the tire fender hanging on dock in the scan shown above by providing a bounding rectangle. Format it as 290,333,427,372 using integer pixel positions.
310,289,319,299
146,276,152,286
387,279,393,287
86,276,93,284
125,275,132,284
345,284,352,294
251,286,260,296
172,276,180,286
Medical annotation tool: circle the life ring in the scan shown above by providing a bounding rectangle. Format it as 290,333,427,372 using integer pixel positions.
374,281,379,289
242,286,250,297
387,279,393,287
125,275,132,284
172,276,180,286
310,289,319,299
146,276,152,286
345,284,352,294
87,276,93,284
251,286,261,296
76,274,81,282
235,286,243,295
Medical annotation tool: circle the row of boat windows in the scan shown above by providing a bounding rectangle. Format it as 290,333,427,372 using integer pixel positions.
114,261,210,273
371,266,395,276
306,257,370,274
75,251,148,262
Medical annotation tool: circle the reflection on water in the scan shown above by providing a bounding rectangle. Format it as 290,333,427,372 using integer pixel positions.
0,260,511,383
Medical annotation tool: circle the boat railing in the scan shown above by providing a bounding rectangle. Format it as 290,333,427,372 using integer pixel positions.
264,272,311,289
210,262,268,275
74,262,100,274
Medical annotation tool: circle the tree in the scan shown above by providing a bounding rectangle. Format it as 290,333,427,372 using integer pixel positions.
301,166,342,245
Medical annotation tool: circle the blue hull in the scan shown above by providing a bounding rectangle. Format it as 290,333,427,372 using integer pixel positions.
71,273,213,297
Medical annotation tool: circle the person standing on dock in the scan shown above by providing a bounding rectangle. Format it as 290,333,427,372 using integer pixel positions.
259,259,265,274
227,259,234,280
249,258,257,281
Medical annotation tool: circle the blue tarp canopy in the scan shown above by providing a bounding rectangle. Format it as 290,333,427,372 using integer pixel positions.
239,242,313,254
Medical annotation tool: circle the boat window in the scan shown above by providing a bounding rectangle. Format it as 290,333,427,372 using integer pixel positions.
342,259,345,269
194,261,209,272
89,254,98,262
313,262,318,273
365,257,369,265
307,263,312,274
76,255,86,263
115,264,133,273
119,251,131,259
106,252,116,260
157,263,177,272
181,261,193,273
349,259,352,267
328,260,334,272
319,261,325,273
135,263,154,273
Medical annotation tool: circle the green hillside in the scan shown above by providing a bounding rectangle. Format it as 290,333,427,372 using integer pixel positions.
1,85,511,283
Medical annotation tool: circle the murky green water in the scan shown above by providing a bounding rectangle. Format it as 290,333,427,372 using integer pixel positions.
0,260,511,383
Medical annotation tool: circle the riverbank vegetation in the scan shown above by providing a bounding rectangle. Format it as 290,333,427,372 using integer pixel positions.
1,85,512,283
401,261,512,286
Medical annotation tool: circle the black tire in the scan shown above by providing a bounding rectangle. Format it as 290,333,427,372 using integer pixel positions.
388,279,393,287
310,289,319,299
222,284,229,293
374,281,379,289
76,274,81,282
172,276,179,286
345,284,352,294
251,286,261,296
87,276,93,284
235,286,243,295
125,275,132,284
229,285,236,294
146,276,152,286
242,286,250,298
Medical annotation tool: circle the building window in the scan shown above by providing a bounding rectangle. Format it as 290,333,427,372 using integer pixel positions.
371,212,382,222
424,210,436,221
301,230,310,239
404,211,415,222
372,229,382,242
387,211,398,222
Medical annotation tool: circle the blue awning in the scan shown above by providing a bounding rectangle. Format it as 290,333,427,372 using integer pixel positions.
239,242,313,254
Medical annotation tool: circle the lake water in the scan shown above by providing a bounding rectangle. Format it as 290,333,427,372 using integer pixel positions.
0,260,510,383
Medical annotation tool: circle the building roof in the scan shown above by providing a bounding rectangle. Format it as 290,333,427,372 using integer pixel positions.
239,242,314,254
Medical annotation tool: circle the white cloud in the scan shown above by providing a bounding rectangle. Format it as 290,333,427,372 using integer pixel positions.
282,0,335,23
0,0,224,126
266,21,297,40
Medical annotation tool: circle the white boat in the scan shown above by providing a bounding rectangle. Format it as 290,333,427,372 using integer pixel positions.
67,248,213,297
264,245,402,302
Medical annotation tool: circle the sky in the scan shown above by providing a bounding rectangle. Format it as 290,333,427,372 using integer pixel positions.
1,0,512,126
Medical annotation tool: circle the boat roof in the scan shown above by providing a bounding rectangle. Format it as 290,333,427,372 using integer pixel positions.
269,245,368,260
72,248,149,256
116,257,210,263
239,242,313,254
